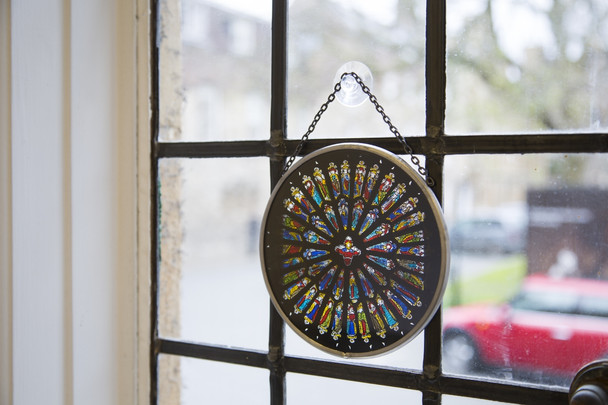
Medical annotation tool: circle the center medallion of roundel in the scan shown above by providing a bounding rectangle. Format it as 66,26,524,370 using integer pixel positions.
335,236,361,266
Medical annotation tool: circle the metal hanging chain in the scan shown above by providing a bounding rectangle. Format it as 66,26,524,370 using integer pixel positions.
282,72,435,187
281,80,342,176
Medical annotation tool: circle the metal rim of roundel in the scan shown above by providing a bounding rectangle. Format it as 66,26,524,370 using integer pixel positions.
260,143,450,358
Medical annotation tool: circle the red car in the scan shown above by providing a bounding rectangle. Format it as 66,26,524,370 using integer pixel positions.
443,275,608,384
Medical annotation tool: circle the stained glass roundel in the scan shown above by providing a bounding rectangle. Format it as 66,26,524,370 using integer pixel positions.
260,143,450,357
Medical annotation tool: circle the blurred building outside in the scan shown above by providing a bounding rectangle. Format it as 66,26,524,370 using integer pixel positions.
174,0,608,274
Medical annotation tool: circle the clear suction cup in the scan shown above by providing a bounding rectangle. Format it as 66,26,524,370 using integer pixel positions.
333,61,374,107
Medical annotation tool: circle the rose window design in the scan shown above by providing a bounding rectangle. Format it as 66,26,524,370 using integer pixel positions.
261,144,449,357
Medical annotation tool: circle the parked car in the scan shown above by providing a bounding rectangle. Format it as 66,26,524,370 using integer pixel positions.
449,218,525,254
443,275,608,384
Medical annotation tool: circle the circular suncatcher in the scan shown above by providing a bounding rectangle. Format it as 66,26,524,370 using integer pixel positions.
260,143,449,357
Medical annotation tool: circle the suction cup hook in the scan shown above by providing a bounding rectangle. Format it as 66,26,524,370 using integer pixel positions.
334,61,373,107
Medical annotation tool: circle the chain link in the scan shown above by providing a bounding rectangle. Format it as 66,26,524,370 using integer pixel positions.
282,82,342,175
282,72,435,187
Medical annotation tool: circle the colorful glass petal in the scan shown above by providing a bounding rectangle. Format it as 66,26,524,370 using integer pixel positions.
302,175,323,207
359,208,379,235
309,259,332,276
294,285,318,314
396,245,425,256
340,160,350,197
328,162,341,198
394,230,424,244
366,240,397,253
313,167,332,202
291,186,316,213
318,298,334,334
380,183,407,214
311,215,334,237
372,172,395,206
284,198,308,222
396,270,424,290
353,161,366,198
283,277,311,300
394,211,425,232
282,268,306,285
387,197,418,222
362,164,380,202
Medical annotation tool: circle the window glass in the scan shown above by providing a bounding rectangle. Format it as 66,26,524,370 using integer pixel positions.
578,296,608,317
158,0,271,141
158,354,270,405
446,0,608,134
510,291,578,314
158,158,270,349
288,0,426,139
154,0,608,403
442,154,608,387
287,372,421,404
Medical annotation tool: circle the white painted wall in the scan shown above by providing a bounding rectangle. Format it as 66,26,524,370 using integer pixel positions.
0,0,150,404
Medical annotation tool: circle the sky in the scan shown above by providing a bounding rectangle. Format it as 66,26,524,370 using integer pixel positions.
205,0,272,20
204,0,399,23
201,0,578,65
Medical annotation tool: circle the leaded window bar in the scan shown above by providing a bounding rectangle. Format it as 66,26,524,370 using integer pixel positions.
150,0,607,404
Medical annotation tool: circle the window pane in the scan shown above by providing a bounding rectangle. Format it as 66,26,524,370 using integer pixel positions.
287,372,421,404
158,354,269,405
442,154,608,387
158,158,270,350
158,0,271,141
288,0,426,139
446,0,608,134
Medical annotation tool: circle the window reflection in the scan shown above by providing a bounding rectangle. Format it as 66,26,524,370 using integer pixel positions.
289,0,426,138
158,158,271,349
444,275,608,385
443,154,608,387
288,373,421,404
446,0,608,133
160,0,271,142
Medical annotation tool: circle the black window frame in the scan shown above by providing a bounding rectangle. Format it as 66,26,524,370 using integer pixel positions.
150,0,607,403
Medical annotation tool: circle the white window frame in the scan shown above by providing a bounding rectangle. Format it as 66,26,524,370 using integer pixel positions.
0,0,151,404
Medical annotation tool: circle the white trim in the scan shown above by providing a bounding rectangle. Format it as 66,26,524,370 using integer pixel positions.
0,0,13,403
1,0,149,403
11,1,70,403
135,0,152,402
